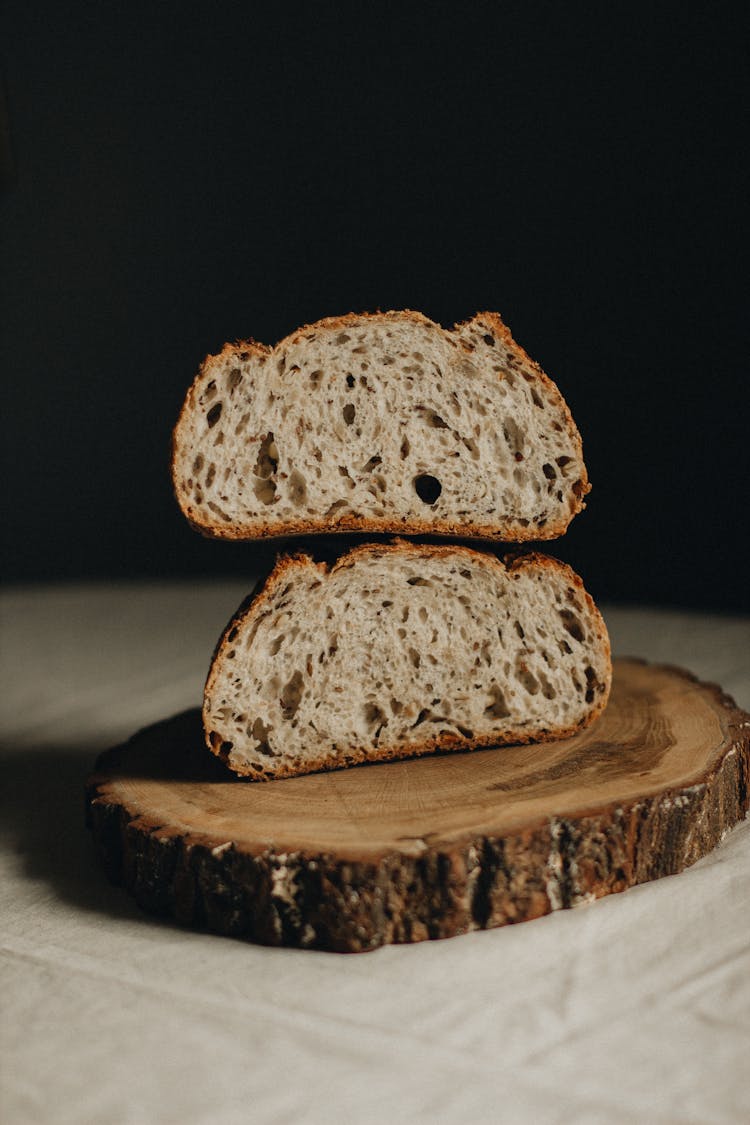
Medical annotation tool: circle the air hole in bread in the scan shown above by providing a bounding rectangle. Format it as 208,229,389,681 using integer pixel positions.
249,717,274,755
537,672,556,701
483,334,495,346
280,670,304,719
342,404,355,425
407,576,431,587
206,500,231,521
362,455,382,473
400,437,410,459
345,374,355,388
414,474,442,504
269,635,284,656
584,665,599,703
207,402,223,428
417,407,449,429
254,480,276,504
208,731,233,761
255,432,278,478
205,463,216,488
559,609,585,643
408,647,421,669
309,369,323,386
503,417,524,452
204,380,217,402
253,430,279,504
288,469,307,506
227,367,242,391
484,685,510,719
363,702,385,727
325,499,349,517
542,462,557,480
515,659,540,695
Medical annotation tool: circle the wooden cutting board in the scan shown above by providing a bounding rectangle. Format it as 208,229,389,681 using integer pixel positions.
86,659,750,952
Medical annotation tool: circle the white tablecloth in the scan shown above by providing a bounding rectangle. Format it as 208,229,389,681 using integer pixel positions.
1,583,748,1124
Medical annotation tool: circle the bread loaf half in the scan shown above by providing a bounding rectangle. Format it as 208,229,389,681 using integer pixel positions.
204,542,611,780
173,311,589,541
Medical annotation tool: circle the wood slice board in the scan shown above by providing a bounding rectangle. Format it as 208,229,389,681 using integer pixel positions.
86,659,750,952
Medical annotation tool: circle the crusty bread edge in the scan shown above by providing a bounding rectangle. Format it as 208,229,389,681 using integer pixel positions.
203,541,612,781
172,310,590,543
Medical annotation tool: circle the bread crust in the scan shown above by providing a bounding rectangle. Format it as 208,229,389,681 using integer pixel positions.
173,311,590,543
203,541,612,780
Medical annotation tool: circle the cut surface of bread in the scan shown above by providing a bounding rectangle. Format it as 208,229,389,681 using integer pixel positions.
173,311,589,541
204,542,611,780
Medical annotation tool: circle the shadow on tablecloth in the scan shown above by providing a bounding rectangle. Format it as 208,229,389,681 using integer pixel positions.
0,741,154,923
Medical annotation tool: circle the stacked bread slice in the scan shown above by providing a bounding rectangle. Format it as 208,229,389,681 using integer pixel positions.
173,311,611,780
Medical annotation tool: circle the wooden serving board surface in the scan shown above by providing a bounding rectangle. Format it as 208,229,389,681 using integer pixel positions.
86,659,750,952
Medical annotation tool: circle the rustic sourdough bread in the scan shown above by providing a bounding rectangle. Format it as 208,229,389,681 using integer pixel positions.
173,311,589,541
204,542,611,780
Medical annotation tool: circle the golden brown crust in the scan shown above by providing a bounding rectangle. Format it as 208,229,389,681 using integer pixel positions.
184,512,578,543
203,542,612,780
172,310,590,543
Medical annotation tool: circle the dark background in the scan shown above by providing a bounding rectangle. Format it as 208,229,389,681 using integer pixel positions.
2,5,747,609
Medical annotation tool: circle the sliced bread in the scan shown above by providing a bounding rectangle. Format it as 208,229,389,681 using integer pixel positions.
204,541,611,780
173,310,589,541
